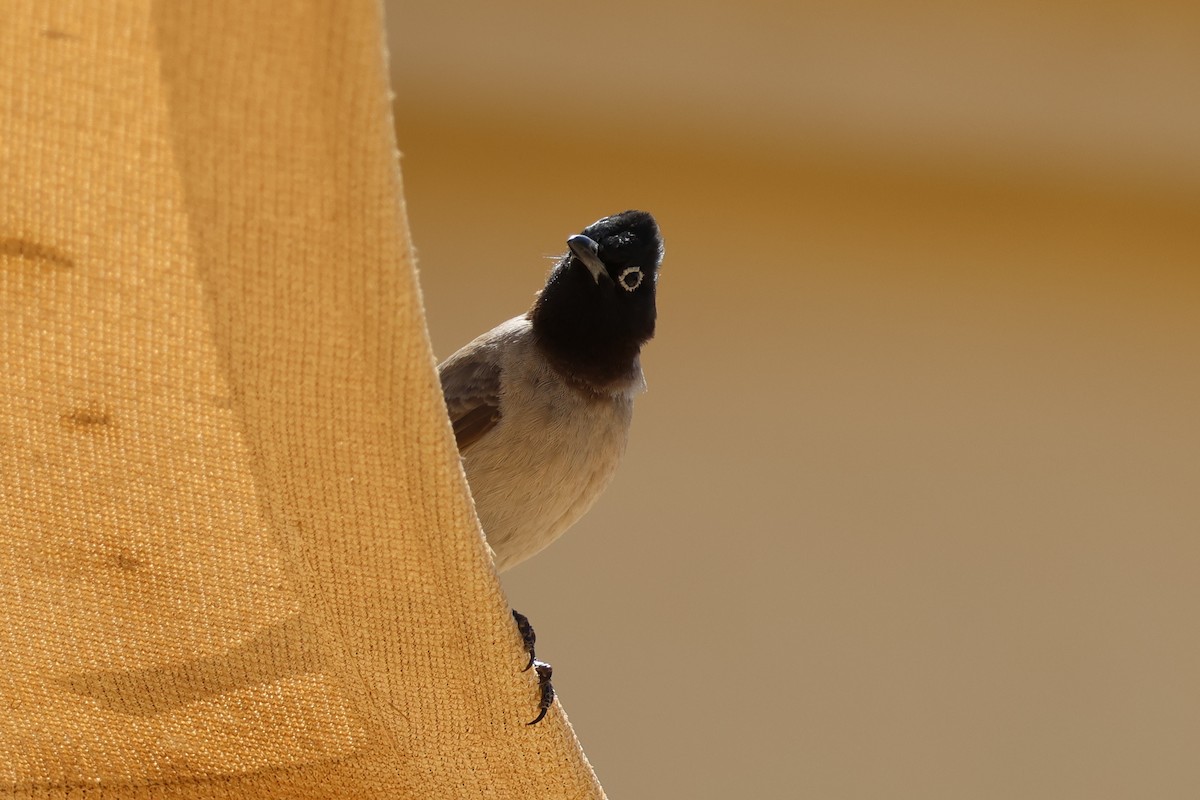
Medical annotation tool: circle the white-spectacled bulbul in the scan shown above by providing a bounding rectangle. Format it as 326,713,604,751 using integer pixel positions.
438,209,663,723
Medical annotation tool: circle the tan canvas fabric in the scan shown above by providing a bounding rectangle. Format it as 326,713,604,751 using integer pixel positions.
0,1,605,796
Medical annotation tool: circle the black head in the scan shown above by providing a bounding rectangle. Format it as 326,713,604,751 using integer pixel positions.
530,210,663,390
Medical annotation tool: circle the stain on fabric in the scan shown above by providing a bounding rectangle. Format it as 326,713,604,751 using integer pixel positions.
112,551,145,572
40,28,78,41
0,237,75,269
61,403,115,431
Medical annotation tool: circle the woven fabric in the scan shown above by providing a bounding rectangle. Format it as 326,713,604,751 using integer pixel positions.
0,1,604,796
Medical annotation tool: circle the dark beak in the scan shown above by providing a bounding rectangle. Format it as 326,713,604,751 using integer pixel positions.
567,234,606,283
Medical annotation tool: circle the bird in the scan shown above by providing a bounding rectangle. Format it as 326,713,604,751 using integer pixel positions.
438,209,663,723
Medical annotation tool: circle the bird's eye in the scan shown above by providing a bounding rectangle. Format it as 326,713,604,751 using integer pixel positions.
618,267,643,292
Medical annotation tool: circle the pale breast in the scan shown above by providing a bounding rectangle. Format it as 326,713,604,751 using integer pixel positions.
461,323,636,572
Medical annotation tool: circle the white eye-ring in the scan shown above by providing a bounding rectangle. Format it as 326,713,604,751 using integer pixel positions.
618,267,644,292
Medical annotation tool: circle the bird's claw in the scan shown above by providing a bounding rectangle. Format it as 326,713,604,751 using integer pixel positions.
512,609,537,672
528,660,554,725
512,609,554,724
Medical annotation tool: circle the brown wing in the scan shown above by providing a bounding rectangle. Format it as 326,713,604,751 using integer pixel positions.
438,343,503,454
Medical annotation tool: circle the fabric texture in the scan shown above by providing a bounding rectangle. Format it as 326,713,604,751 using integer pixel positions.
0,1,604,796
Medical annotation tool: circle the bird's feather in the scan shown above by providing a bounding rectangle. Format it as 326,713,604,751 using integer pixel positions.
439,342,503,453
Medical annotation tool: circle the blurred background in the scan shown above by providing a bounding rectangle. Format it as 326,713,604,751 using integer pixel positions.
386,3,1199,798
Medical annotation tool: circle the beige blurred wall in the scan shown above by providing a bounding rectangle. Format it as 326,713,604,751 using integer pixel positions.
387,3,1199,798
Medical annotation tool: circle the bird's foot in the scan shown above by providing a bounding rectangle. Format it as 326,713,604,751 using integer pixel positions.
512,609,554,724
512,609,537,671
528,660,554,725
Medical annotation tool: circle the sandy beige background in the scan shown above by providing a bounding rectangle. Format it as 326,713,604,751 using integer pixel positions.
387,3,1199,797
